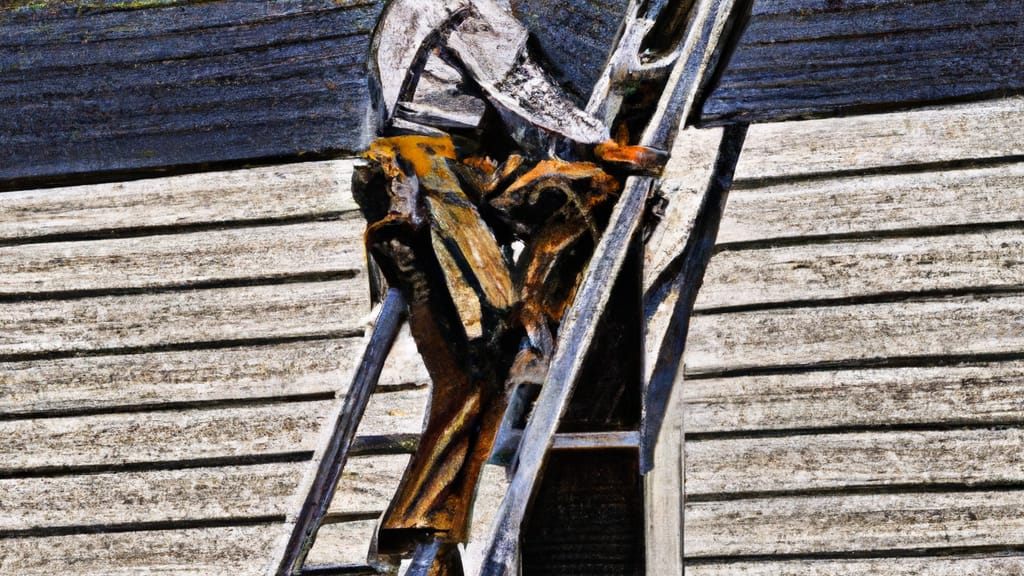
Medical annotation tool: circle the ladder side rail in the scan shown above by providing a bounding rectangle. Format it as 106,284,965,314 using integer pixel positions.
479,174,652,576
476,0,744,573
641,124,747,575
276,289,408,576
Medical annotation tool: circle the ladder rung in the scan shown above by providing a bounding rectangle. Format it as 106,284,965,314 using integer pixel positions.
298,564,379,576
551,431,640,450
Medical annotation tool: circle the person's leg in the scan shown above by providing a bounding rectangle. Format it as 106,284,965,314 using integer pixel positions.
355,136,517,562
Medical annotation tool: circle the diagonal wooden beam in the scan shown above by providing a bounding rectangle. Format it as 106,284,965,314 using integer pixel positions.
476,1,746,573
275,289,407,576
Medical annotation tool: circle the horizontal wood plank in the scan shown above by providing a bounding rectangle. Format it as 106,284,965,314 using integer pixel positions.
380,322,432,388
305,518,378,567
685,63,1024,574
733,97,1024,180
685,490,1024,557
0,1,383,184
719,162,1024,244
697,228,1024,309
686,427,1024,496
0,219,363,294
0,279,367,357
1,330,428,417
700,0,1024,124
329,454,410,516
0,401,332,472
0,339,361,416
357,387,430,437
684,361,1024,433
685,294,1024,374
0,524,282,576
685,555,1024,576
1,462,304,531
0,160,359,241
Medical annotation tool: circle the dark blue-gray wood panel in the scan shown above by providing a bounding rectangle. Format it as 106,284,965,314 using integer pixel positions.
0,0,384,184
699,0,1024,124
511,0,631,105
5,0,1023,185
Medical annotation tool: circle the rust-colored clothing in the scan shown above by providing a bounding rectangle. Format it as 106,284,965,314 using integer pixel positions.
359,135,516,553
356,135,619,558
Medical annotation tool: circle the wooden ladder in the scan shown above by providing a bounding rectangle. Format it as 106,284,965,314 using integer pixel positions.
275,1,747,574
470,1,744,573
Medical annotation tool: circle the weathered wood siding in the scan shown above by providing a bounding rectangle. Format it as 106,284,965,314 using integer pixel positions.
0,0,384,186
0,160,431,575
510,0,631,104
5,0,1022,187
681,96,1024,573
699,0,1024,124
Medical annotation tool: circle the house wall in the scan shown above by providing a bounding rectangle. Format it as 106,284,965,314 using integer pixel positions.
680,96,1024,574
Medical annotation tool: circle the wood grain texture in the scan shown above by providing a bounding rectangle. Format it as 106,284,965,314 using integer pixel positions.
0,525,282,576
0,339,363,416
328,454,411,516
685,491,1024,557
0,160,358,241
0,401,332,471
684,361,1024,433
686,427,1024,496
699,0,1024,124
719,162,1024,244
697,228,1024,309
733,97,1024,180
645,375,686,576
645,127,725,293
0,390,427,474
1,462,305,531
510,0,630,104
468,464,510,546
685,294,1024,374
0,219,363,294
685,555,1024,576
1,328,428,418
642,126,734,576
304,518,378,567
0,279,366,357
0,1,383,184
356,386,429,437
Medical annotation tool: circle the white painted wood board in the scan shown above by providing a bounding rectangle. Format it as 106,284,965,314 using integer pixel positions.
685,491,1024,557
0,218,364,294
697,228,1024,309
681,96,1024,573
685,294,1024,374
0,401,333,471
0,160,358,241
685,555,1024,576
329,454,412,516
735,97,1024,180
0,279,367,357
684,360,1024,433
1,462,305,531
358,387,430,437
686,427,1024,495
304,519,379,567
0,339,365,416
719,162,1024,244
0,525,282,576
